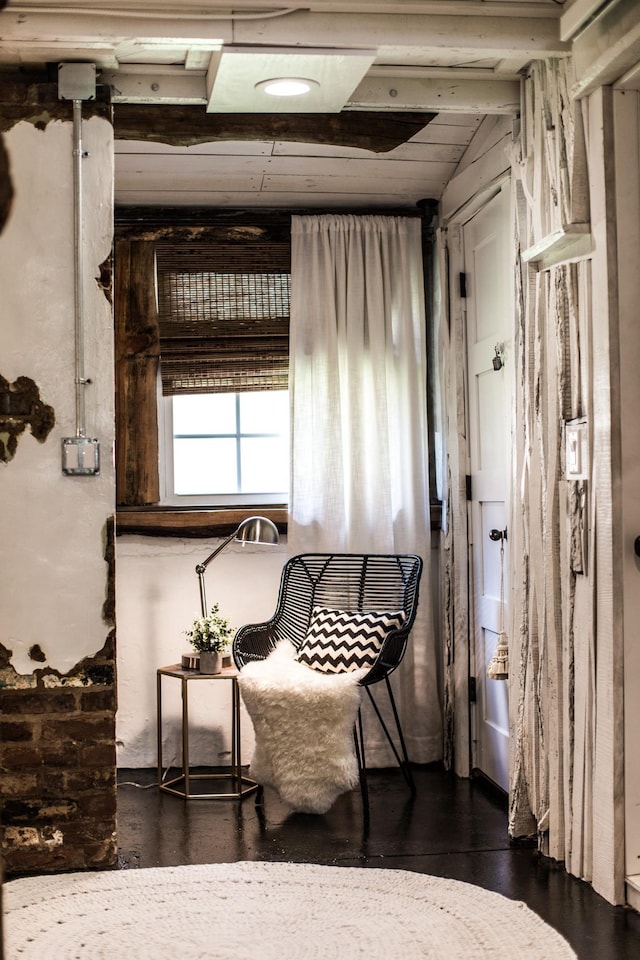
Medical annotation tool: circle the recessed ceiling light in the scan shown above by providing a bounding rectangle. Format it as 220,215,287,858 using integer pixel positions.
256,77,319,97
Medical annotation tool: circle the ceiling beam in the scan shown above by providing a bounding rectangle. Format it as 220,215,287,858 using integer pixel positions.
350,75,521,114
2,0,565,14
0,14,231,61
560,0,616,41
0,7,568,65
233,11,569,59
570,0,640,97
112,105,437,152
102,67,207,105
102,64,521,114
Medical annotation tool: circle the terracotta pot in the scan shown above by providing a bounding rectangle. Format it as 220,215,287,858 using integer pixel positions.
199,651,222,675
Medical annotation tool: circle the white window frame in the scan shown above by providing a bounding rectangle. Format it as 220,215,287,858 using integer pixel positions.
158,387,289,508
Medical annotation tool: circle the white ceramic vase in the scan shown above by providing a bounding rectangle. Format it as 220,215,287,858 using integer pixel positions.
199,651,222,675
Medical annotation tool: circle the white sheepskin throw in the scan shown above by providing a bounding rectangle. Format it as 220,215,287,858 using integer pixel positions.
238,640,365,814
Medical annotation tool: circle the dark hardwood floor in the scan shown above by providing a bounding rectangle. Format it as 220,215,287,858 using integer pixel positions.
117,764,640,960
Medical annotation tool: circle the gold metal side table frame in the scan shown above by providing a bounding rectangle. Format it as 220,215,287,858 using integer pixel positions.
156,664,258,800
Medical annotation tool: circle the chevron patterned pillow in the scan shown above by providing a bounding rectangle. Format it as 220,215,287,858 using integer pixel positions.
296,607,407,674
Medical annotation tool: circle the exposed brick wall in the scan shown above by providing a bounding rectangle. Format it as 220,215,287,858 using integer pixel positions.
0,633,117,875
0,520,117,876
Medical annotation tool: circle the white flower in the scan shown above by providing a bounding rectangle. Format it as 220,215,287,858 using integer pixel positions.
184,603,235,653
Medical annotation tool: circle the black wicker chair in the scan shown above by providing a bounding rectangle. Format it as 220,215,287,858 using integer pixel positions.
233,552,423,817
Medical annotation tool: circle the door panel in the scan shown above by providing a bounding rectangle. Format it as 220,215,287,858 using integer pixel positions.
464,185,512,791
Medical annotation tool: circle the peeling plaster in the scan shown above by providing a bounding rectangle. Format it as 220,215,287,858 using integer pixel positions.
97,254,112,305
0,116,115,676
0,631,114,689
0,373,55,462
0,647,37,688
3,826,64,849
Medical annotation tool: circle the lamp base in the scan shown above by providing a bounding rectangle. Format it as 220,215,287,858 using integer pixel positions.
181,653,200,670
181,652,233,670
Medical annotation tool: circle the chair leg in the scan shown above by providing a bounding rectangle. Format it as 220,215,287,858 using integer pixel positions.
364,679,416,795
353,707,370,829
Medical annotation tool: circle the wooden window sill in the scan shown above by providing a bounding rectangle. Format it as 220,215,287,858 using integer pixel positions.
116,506,288,538
117,502,442,537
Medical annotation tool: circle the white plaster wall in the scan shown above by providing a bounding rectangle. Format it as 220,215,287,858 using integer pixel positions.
115,534,288,767
0,118,115,675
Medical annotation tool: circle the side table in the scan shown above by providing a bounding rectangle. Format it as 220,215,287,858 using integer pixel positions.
156,663,258,800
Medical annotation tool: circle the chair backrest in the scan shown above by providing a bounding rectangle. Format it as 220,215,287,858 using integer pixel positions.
234,553,423,685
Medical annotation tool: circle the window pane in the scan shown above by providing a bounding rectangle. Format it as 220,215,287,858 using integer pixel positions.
169,391,289,501
173,438,237,495
241,436,289,494
240,391,289,434
173,394,236,436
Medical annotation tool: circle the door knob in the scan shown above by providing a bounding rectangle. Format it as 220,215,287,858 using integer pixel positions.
489,528,507,542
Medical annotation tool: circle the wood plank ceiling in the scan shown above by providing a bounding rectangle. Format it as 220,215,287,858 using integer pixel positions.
0,0,572,209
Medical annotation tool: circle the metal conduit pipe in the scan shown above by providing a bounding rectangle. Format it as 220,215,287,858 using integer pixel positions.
58,63,100,476
72,97,87,439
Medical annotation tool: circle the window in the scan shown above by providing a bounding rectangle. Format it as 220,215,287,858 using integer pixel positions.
155,239,291,506
162,390,289,505
114,221,291,536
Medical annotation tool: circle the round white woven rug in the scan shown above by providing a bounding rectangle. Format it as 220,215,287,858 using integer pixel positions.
3,860,577,960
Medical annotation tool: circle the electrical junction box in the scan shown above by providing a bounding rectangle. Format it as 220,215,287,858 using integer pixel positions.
58,63,96,101
565,418,589,480
62,437,100,476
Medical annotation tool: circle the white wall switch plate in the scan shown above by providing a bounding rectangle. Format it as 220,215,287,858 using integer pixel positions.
565,418,589,480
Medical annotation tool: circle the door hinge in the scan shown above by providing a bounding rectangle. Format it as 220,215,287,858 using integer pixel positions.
465,474,472,501
459,272,467,298
469,676,477,703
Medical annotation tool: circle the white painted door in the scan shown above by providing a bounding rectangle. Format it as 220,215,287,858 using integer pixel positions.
463,185,512,791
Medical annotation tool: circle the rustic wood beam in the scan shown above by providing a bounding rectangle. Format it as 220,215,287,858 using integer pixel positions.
114,503,442,536
113,105,435,153
113,206,424,241
116,507,288,538
115,240,160,507
0,78,111,132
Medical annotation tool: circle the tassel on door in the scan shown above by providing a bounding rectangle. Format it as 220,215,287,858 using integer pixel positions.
487,532,508,680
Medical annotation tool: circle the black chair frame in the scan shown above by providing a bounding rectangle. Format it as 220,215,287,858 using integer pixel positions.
233,552,423,819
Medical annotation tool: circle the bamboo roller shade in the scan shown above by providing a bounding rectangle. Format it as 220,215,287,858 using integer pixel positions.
155,241,290,395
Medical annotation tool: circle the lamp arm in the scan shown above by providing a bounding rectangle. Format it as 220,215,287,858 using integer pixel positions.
195,529,238,617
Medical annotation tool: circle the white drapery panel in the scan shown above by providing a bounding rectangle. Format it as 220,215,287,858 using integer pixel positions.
288,214,442,765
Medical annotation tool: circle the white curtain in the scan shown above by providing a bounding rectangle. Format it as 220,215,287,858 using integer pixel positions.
288,214,442,765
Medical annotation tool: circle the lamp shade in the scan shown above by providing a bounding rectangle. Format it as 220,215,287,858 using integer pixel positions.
235,516,279,547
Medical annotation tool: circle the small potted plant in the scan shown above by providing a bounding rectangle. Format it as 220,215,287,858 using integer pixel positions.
185,603,235,674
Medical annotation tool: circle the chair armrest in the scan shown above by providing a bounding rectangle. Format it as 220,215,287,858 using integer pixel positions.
233,621,282,669
358,628,409,687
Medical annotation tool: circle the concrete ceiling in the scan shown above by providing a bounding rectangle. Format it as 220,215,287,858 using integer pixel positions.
0,0,574,209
